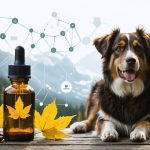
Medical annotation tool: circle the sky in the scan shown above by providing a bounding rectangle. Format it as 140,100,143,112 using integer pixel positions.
1,0,150,103
0,0,150,65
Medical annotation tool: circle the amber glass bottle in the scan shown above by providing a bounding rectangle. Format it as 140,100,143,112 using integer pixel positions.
3,46,35,141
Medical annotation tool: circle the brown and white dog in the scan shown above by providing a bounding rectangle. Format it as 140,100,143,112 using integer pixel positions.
70,28,150,142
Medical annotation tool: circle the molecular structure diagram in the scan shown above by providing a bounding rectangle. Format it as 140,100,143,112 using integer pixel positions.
35,61,75,108
0,12,81,108
0,12,81,54
82,17,101,45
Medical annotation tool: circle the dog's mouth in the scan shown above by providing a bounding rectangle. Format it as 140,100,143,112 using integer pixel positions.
118,68,138,82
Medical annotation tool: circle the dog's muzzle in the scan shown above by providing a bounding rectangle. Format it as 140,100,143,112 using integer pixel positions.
118,57,139,82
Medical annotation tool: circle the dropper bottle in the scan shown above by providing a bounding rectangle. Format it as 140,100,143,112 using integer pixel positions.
3,46,35,141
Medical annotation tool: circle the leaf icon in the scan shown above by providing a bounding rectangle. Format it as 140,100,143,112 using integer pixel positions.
6,96,32,120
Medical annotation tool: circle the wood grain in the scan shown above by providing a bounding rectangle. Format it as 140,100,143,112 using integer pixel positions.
0,129,150,150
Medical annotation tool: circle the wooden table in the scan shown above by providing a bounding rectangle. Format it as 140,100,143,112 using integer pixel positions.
0,129,150,150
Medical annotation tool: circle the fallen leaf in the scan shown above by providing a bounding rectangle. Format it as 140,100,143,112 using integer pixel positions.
43,127,69,140
41,98,57,130
54,116,75,130
34,99,76,139
6,96,32,120
0,104,3,127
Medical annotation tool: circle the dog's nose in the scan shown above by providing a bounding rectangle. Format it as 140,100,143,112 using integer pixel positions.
126,57,136,65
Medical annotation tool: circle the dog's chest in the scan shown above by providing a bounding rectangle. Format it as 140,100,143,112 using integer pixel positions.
99,86,150,124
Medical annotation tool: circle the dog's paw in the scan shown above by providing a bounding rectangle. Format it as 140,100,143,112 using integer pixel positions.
101,129,119,142
130,129,146,142
70,122,87,133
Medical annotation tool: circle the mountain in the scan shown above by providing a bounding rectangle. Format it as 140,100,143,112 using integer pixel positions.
76,50,103,79
0,50,95,108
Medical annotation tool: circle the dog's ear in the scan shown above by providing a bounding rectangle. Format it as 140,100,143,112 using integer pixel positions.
93,28,120,57
136,27,150,44
136,27,150,64
93,34,109,56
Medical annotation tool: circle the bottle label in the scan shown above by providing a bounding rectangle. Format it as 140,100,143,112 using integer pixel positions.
6,96,32,120
4,96,34,134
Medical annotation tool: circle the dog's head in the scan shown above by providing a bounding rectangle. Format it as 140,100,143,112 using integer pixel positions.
94,28,150,97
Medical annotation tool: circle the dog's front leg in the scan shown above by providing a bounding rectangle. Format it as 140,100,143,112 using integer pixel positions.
96,119,119,142
97,121,119,142
130,121,150,142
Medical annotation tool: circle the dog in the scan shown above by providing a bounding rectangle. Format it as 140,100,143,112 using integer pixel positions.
70,28,150,142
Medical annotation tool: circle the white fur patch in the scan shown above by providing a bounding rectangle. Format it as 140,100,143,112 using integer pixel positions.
111,77,144,97
130,128,147,141
100,121,119,141
126,50,136,59
125,33,130,41
70,122,87,133
92,131,98,136
97,110,105,120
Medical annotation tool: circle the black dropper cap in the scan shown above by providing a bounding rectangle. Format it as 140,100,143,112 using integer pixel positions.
8,46,31,79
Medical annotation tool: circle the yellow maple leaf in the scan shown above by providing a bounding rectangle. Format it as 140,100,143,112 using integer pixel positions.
43,127,69,140
6,96,32,120
34,99,76,140
0,104,3,127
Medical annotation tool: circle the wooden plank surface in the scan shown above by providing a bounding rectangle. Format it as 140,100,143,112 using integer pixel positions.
0,129,150,150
